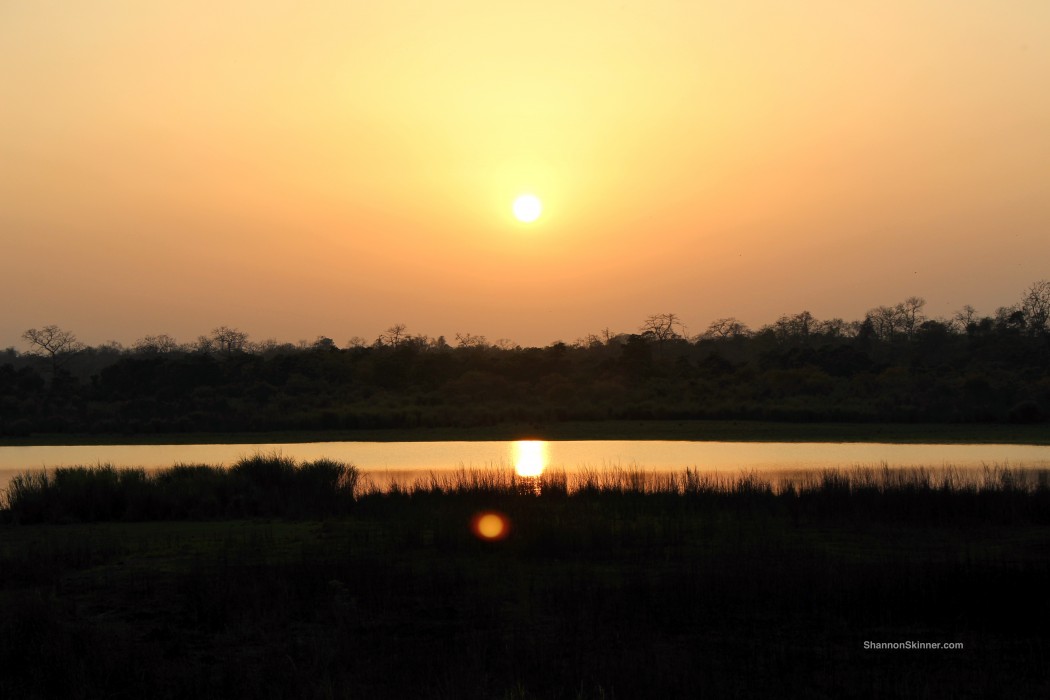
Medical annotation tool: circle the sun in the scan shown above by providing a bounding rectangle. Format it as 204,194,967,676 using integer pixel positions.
512,193,542,223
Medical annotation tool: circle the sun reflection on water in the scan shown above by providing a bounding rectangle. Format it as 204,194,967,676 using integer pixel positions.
513,440,548,477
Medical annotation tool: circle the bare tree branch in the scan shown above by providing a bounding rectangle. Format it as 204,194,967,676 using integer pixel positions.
22,325,84,380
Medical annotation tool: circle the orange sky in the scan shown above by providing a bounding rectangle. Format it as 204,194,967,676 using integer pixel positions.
2,1,1048,348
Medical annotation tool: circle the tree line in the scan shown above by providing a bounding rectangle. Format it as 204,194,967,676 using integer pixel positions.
2,281,1048,435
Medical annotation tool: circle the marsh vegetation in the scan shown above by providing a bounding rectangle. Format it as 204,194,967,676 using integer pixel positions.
2,457,1048,697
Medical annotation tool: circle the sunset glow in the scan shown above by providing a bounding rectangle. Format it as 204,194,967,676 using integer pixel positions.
1,1,1047,346
4,3,1047,692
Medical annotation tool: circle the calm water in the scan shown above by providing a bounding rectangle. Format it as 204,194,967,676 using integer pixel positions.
2,440,1050,491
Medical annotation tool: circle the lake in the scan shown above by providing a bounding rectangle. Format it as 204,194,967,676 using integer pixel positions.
3,440,1050,492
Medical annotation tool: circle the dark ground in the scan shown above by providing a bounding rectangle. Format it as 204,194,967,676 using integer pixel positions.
2,464,1048,698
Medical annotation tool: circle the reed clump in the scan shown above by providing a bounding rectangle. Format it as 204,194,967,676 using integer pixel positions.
3,453,358,523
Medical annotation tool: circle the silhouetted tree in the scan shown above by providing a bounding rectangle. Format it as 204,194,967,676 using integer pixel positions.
771,311,815,340
1020,279,1050,335
22,325,84,382
703,318,751,339
865,306,898,340
898,297,926,337
455,332,488,349
579,327,621,348
377,324,408,347
865,297,926,341
312,336,338,351
211,326,249,356
640,313,686,342
133,334,182,354
995,306,1026,334
951,305,979,334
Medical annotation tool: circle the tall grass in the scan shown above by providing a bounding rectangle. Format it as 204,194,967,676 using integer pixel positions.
369,463,1047,497
3,458,1047,524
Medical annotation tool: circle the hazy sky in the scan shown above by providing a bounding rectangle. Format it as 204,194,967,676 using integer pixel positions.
2,1,1048,348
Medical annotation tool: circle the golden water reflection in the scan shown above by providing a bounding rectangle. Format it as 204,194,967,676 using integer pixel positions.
513,440,548,478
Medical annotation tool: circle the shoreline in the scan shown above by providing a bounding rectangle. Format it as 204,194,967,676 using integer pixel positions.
2,419,1050,446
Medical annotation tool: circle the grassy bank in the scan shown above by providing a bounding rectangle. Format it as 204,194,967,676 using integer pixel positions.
3,418,1050,446
2,460,1048,698
4,457,1050,524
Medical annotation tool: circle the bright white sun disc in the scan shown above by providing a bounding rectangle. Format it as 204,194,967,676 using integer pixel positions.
513,194,542,223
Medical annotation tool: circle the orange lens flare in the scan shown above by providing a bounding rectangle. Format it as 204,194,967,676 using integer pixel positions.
471,511,509,541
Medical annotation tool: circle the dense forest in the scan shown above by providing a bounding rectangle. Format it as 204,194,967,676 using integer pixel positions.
2,282,1049,436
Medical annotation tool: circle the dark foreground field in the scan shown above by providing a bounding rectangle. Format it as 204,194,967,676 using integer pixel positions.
2,459,1049,699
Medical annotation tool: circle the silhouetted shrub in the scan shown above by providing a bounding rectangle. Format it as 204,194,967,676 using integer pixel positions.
4,456,359,523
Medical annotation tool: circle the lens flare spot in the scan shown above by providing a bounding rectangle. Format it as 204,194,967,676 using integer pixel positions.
472,511,509,540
